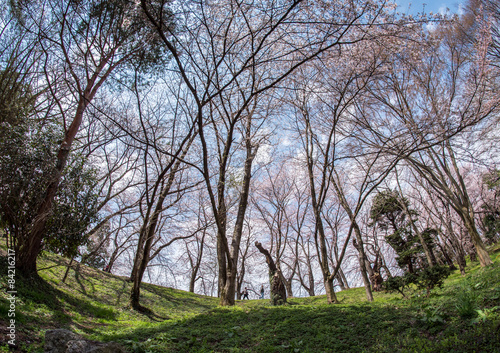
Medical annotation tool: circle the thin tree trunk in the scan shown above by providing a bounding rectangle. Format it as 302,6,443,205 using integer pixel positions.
335,272,346,291
282,272,293,298
219,123,258,306
62,257,74,283
338,267,350,289
129,135,195,309
352,223,374,301
189,231,206,293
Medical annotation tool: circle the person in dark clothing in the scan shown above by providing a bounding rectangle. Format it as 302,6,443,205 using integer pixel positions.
242,287,249,300
259,285,264,299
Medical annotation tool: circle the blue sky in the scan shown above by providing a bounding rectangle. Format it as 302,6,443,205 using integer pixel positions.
395,0,464,15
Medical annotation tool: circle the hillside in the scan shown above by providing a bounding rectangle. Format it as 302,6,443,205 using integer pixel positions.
1,245,500,352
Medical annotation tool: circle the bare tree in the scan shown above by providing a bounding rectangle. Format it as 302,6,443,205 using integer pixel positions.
120,78,200,309
360,15,500,267
290,39,401,302
11,0,171,276
140,0,395,306
253,163,299,297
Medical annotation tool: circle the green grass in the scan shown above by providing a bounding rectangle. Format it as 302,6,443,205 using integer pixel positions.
1,243,500,352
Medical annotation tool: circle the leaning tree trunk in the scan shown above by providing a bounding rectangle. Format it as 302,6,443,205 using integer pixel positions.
255,242,287,305
462,214,492,267
62,256,75,283
335,272,346,291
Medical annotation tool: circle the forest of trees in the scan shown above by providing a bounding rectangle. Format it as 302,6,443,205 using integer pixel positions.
1,0,499,309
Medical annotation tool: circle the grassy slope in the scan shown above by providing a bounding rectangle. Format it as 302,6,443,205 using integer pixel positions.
0,244,499,353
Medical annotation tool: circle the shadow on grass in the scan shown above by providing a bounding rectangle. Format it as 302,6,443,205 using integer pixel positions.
14,272,120,329
130,302,170,322
107,304,419,352
111,301,500,353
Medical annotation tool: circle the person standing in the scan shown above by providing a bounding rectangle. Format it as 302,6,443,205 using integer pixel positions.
259,285,265,299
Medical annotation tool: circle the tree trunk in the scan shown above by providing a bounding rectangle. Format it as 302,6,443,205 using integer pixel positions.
281,270,294,298
395,171,436,267
236,279,242,301
446,236,466,275
189,265,198,293
107,247,120,274
335,272,346,291
255,242,287,305
130,265,145,310
129,137,194,308
189,231,206,293
352,224,374,301
130,245,149,310
62,257,74,283
437,242,456,268
324,277,338,304
463,215,492,266
307,260,316,296
338,267,350,289
285,280,293,298
16,87,93,276
218,129,258,306
368,253,383,292
297,259,315,296
220,266,238,306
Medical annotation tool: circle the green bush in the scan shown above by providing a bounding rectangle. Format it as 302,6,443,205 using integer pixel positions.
382,273,416,298
414,265,452,297
382,265,451,298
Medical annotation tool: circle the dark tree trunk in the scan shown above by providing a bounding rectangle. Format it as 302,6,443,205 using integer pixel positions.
369,253,383,292
62,257,75,283
255,242,287,305
436,242,456,270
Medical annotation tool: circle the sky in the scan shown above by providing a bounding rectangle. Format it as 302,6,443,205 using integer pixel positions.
395,0,464,16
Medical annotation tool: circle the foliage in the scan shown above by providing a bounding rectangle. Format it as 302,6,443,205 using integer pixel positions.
44,154,100,258
0,69,36,126
81,222,111,270
0,69,100,260
420,305,445,328
382,266,451,298
0,69,59,243
455,285,479,319
482,170,500,190
381,273,416,298
385,228,422,272
482,214,500,244
370,190,413,232
413,265,452,297
370,190,429,272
